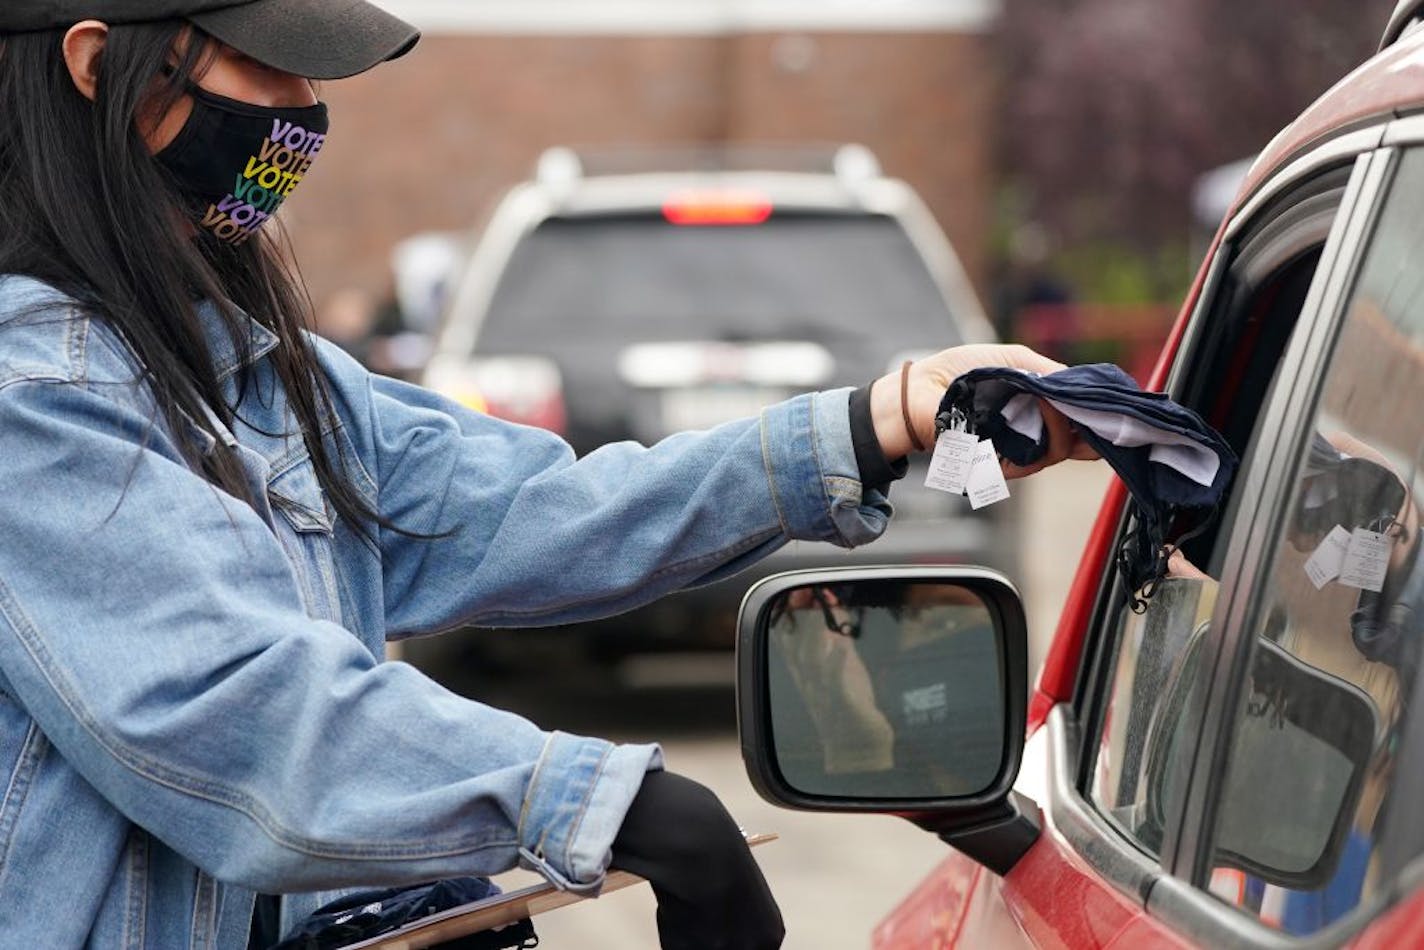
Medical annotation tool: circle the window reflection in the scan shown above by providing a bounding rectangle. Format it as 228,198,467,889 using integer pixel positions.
1206,149,1424,934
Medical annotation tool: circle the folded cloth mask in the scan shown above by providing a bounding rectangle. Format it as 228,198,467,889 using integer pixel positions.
938,363,1239,610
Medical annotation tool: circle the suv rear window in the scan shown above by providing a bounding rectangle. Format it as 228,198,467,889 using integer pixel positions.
477,213,960,352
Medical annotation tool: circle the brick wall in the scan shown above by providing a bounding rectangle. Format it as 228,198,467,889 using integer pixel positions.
288,30,996,314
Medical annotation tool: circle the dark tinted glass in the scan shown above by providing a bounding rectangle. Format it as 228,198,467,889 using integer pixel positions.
478,213,959,351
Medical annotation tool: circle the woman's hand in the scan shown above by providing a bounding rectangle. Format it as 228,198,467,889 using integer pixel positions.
868,344,1099,477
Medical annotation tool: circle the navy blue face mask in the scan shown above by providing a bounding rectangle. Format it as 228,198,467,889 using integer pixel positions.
938,363,1239,610
156,84,330,246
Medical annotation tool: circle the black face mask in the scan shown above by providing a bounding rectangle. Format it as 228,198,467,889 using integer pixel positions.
156,85,330,246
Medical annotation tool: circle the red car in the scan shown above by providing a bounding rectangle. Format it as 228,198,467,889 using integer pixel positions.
735,2,1424,946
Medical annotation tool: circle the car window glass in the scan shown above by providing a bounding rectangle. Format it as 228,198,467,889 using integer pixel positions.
479,214,960,351
1086,178,1349,860
470,212,969,454
1090,577,1217,853
1206,149,1424,935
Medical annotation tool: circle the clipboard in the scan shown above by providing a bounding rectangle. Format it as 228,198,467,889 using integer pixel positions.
343,833,777,949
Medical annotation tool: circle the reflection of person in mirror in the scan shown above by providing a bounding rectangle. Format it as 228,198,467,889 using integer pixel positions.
774,587,896,775
864,586,1004,796
773,584,1002,797
0,4,1099,945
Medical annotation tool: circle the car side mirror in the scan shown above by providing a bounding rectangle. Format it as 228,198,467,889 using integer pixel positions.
737,566,1039,875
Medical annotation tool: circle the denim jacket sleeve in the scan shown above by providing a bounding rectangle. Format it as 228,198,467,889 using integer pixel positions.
311,338,894,636
0,372,660,895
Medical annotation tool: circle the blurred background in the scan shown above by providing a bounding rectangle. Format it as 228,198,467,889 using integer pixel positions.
286,1,1385,946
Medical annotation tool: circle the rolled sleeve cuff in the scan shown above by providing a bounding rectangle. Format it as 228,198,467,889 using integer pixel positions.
518,732,664,893
760,388,893,548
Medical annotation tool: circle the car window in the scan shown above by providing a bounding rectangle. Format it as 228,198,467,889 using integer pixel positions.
468,210,970,453
1089,575,1218,855
1085,171,1352,860
478,213,960,355
1205,149,1424,935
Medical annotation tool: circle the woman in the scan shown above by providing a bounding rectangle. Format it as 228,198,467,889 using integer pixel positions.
0,2,1083,947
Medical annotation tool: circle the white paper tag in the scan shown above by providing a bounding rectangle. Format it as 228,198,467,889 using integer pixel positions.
1339,528,1392,592
1303,525,1352,590
966,440,1011,509
925,429,979,495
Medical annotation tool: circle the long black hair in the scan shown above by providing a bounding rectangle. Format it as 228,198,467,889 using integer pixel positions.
0,22,398,539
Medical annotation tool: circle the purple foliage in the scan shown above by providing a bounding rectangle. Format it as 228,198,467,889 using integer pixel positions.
1000,0,1382,248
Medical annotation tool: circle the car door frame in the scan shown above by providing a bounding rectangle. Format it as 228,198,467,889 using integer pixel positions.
1145,126,1424,946
1131,143,1394,948
993,133,1400,948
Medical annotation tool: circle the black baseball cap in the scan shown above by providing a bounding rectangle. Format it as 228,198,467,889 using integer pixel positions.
0,1,421,80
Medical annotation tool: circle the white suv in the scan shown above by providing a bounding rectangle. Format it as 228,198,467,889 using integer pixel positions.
413,145,1018,678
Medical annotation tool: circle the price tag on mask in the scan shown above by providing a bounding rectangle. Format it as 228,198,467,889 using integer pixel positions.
1303,524,1352,590
925,428,979,495
966,439,1011,509
1338,528,1392,592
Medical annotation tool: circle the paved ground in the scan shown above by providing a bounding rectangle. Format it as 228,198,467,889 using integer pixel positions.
474,462,1115,948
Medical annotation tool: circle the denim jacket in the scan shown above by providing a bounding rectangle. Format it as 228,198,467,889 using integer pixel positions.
0,275,891,948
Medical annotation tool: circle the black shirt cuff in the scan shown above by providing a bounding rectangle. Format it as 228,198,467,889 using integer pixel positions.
849,384,908,493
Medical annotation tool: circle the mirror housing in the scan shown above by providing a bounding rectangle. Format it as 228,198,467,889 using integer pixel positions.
736,566,1038,875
